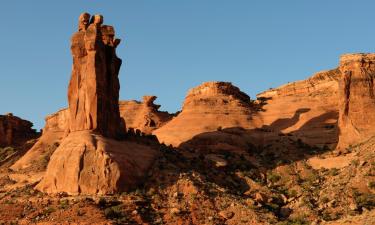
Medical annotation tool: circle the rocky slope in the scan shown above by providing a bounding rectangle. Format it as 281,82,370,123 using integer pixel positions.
11,109,69,172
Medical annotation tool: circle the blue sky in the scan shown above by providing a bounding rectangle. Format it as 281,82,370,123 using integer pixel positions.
1,1,375,129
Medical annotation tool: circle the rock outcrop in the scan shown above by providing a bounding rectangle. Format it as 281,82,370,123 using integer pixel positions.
119,96,172,135
17,13,159,195
255,69,341,148
337,53,375,149
68,13,125,138
35,131,157,195
0,113,38,147
43,109,70,134
153,82,257,146
12,95,171,171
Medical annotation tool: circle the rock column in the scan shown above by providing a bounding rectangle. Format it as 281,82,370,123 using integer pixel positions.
68,13,125,138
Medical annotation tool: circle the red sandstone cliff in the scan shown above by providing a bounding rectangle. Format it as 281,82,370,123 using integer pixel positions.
254,69,341,148
153,81,259,146
337,53,375,149
0,113,38,147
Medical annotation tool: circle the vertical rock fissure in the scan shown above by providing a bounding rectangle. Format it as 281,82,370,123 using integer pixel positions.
343,71,352,117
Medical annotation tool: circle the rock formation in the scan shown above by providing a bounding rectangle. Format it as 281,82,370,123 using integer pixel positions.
11,109,69,171
13,13,159,195
0,113,38,147
12,95,172,171
68,13,125,138
36,130,157,195
153,82,257,146
119,96,173,135
255,69,341,148
337,53,375,149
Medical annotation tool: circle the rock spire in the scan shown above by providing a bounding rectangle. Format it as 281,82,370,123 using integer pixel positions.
68,12,125,138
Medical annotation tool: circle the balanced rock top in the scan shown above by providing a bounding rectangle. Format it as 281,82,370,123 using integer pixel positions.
68,13,125,138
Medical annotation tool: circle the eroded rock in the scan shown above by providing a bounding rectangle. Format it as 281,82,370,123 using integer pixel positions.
0,113,38,147
153,82,256,146
119,96,172,135
68,12,125,138
35,131,158,195
337,53,375,149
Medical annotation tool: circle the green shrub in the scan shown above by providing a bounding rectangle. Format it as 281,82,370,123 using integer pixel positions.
288,189,298,198
329,168,339,176
59,199,69,209
98,197,107,208
351,160,360,167
41,207,55,216
267,172,281,183
104,205,123,219
321,196,330,203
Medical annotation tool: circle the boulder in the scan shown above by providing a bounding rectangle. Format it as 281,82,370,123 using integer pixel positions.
35,130,158,195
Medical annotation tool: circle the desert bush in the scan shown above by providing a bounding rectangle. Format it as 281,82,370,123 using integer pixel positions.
321,196,330,204
288,189,298,198
0,147,15,160
98,197,107,208
59,199,69,209
104,205,123,219
354,192,375,210
267,172,281,183
41,207,55,216
277,216,309,225
351,159,360,167
329,168,339,176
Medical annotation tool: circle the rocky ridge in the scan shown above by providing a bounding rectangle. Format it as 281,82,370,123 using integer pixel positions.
153,81,258,146
0,113,38,147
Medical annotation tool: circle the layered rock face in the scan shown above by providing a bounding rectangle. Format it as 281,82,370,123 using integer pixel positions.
153,82,257,146
255,69,341,148
25,13,158,195
0,113,37,147
337,53,375,149
68,13,124,138
119,96,172,134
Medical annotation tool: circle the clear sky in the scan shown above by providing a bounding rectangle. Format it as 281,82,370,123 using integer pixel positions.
1,1,374,129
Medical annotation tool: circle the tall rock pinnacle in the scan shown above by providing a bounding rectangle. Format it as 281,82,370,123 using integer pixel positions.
68,12,125,138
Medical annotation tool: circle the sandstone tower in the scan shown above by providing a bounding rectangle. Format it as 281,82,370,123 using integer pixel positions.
68,13,125,138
